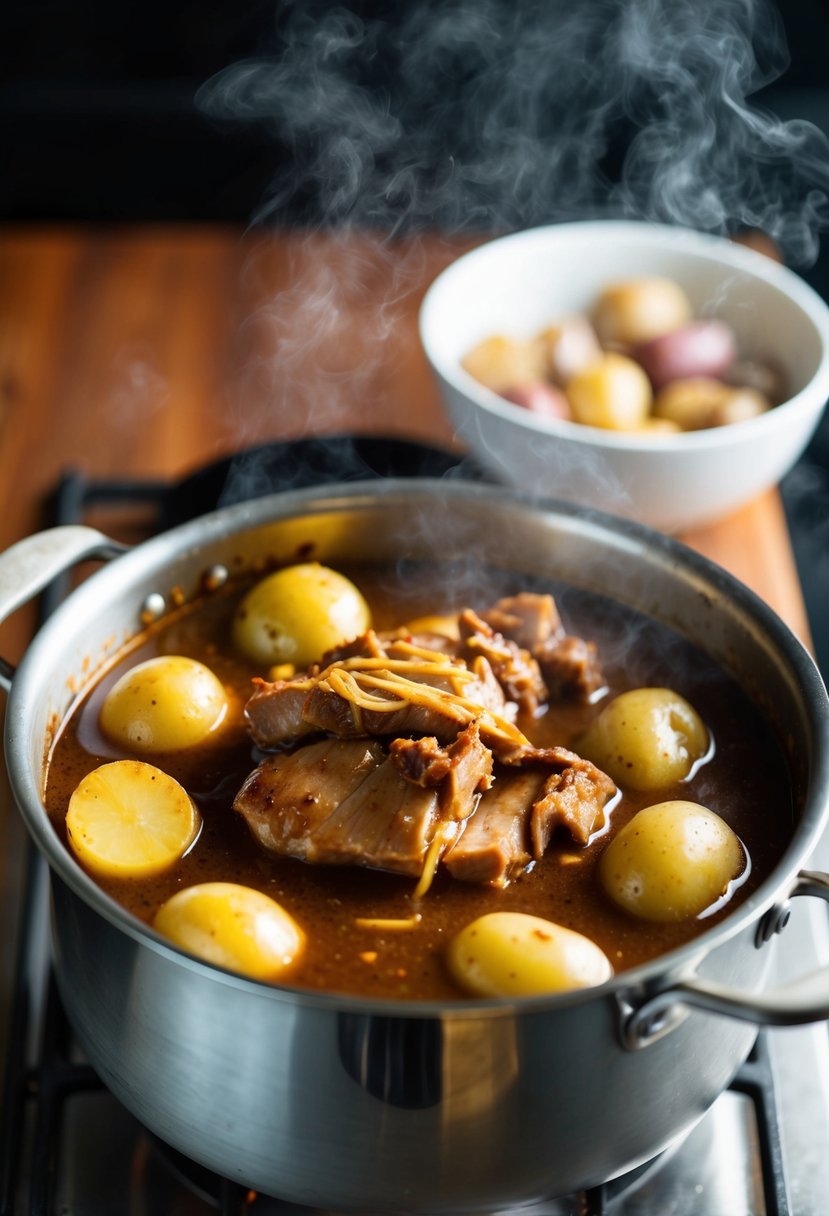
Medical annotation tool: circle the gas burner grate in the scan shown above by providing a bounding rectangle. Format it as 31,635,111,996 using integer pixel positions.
0,445,800,1215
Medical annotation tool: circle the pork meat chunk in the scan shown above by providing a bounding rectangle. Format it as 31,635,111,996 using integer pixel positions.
530,760,617,857
458,608,547,713
481,593,564,651
233,727,492,878
536,635,606,702
443,769,545,887
245,642,511,751
234,738,385,858
310,759,450,876
301,680,470,743
234,738,447,876
317,629,389,666
389,721,494,820
483,593,605,704
319,628,457,668
244,676,317,749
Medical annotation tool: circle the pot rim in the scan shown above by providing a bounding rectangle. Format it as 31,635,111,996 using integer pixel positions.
6,477,829,1018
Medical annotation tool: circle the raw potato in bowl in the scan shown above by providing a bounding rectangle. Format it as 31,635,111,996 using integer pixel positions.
419,221,829,531
463,278,773,435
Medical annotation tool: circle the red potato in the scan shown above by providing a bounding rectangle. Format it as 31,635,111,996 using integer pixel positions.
636,319,737,391
500,381,572,422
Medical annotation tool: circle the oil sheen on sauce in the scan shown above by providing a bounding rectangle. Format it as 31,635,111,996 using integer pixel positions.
43,564,793,1000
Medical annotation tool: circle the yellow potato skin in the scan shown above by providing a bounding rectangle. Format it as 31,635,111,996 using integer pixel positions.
99,655,228,753
599,801,745,922
593,277,693,346
461,334,544,392
566,353,652,431
66,760,201,879
576,687,709,791
232,563,371,668
154,883,305,981
446,911,612,998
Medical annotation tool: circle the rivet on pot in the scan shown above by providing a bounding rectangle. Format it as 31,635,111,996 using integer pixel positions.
755,901,791,947
140,592,167,625
617,992,689,1051
202,564,229,592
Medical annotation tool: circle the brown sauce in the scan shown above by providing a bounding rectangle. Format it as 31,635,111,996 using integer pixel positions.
43,565,793,1000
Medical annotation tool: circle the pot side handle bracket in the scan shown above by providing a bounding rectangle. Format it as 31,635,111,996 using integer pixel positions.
0,525,127,693
619,870,829,1050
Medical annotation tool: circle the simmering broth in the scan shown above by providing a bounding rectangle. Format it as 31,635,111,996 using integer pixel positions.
43,563,793,1000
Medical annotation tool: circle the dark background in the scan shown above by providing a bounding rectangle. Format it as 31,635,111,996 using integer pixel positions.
2,0,829,669
1,0,827,238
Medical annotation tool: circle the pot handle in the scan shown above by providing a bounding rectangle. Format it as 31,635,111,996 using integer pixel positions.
0,526,127,692
621,870,829,1049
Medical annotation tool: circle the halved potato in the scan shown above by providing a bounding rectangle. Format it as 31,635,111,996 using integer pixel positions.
66,759,201,879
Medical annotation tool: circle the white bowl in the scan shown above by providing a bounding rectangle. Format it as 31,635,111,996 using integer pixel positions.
419,221,829,532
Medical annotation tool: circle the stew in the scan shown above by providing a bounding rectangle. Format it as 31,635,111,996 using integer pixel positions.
43,561,793,1001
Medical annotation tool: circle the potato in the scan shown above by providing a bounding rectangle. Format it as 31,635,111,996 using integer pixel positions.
653,378,769,431
100,655,228,753
593,278,692,347
723,358,786,405
403,613,461,641
537,314,602,385
500,381,571,421
635,416,682,436
66,760,201,879
565,353,652,431
652,377,730,430
447,911,612,997
636,319,737,391
576,687,709,791
708,386,771,428
461,335,544,392
233,563,371,668
154,882,305,981
599,800,745,921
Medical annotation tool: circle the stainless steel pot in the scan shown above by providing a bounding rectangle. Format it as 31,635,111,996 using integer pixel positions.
3,480,829,1212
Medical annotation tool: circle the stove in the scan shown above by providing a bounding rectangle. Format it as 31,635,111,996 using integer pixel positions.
2,437,829,1216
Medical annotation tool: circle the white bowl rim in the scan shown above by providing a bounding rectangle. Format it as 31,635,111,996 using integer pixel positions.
419,220,829,454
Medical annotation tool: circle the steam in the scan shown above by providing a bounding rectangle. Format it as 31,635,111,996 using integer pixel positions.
194,0,829,527
218,229,441,440
199,0,829,265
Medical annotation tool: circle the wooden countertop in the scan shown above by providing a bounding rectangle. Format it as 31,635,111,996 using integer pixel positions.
0,224,810,653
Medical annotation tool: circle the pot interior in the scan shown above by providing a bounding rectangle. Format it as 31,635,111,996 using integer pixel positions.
8,478,829,1001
